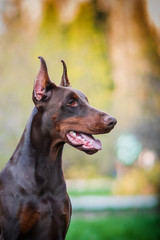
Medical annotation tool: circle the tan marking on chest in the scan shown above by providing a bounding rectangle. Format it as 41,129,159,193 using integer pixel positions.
19,205,40,233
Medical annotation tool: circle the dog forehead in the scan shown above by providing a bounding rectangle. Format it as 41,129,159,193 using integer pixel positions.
67,87,87,100
54,86,88,103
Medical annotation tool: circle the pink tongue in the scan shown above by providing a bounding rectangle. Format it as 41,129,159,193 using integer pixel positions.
80,133,102,150
67,131,102,150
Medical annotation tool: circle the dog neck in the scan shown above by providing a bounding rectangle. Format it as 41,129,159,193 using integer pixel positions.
9,107,66,194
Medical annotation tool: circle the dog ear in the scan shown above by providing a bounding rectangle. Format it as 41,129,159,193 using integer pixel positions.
33,56,56,101
59,60,70,87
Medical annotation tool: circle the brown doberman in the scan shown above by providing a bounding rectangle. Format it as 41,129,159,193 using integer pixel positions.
0,57,117,240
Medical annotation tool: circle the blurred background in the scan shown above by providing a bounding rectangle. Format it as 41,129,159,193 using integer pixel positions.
0,0,160,239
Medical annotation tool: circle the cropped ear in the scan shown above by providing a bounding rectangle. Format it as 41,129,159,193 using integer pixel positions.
33,56,56,101
59,60,70,87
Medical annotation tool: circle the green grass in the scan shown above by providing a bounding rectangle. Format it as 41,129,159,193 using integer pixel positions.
66,211,160,240
68,189,112,197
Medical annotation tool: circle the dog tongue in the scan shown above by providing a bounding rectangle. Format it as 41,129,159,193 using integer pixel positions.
67,131,102,150
80,133,102,150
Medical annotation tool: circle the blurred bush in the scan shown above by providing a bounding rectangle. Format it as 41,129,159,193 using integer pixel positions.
114,163,160,195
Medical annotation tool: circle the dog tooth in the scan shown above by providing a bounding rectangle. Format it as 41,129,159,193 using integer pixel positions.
70,131,76,136
89,141,94,147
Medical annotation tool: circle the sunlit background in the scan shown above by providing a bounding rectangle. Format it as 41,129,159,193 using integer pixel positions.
0,0,160,239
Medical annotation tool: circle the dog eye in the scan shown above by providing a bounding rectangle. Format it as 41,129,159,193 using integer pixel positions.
67,99,78,107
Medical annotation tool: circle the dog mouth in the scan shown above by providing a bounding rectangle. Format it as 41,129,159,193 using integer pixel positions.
66,131,102,154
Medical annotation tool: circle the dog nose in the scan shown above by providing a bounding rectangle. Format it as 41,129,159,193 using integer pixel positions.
104,116,117,128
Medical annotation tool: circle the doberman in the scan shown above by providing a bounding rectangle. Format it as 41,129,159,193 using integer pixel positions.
0,57,117,240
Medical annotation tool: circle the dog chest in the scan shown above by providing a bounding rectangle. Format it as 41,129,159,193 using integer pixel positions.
18,193,71,239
